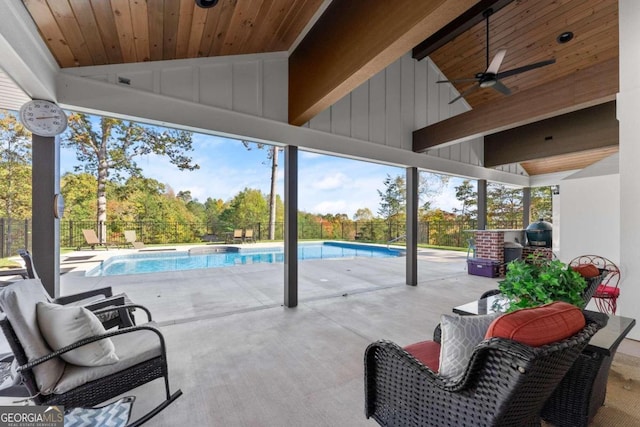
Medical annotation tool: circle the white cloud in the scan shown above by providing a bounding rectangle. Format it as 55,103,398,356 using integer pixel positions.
312,172,349,190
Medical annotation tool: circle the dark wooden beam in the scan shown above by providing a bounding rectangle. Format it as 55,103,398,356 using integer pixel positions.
289,0,477,126
412,0,514,61
484,101,618,167
413,57,618,152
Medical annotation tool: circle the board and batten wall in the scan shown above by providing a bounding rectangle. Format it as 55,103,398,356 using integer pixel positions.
63,51,522,175
305,53,524,175
63,52,290,123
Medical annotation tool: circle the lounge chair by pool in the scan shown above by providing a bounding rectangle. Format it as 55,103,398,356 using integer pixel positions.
124,230,145,249
81,229,118,250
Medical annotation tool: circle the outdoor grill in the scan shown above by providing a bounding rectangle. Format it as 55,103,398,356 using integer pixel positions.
526,218,553,248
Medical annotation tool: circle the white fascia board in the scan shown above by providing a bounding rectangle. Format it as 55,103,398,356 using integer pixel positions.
529,170,580,187
62,51,289,77
0,0,59,101
57,72,529,187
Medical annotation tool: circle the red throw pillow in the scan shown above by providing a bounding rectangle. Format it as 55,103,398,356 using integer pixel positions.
485,301,585,347
571,263,601,278
404,340,441,371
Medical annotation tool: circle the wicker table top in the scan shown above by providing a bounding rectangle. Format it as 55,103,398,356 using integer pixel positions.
453,297,636,356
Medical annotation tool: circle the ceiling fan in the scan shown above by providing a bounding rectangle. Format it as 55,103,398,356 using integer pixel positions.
438,8,556,105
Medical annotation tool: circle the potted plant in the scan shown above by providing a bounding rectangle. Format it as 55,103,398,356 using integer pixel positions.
497,254,587,312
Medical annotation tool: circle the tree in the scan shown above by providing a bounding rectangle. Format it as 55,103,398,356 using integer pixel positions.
419,172,449,211
0,111,33,255
487,183,523,227
530,186,552,222
219,188,268,229
64,114,198,241
353,208,374,221
453,179,477,220
377,174,406,221
241,141,280,240
61,173,99,221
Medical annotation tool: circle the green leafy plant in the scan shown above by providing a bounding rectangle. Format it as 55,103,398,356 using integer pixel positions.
498,254,587,311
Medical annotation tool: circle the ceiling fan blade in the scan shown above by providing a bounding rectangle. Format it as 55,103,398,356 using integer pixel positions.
486,49,507,74
437,77,479,84
449,84,481,104
496,58,556,79
492,80,511,96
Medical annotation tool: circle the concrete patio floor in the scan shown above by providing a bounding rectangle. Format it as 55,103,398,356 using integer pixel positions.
5,245,639,425
59,246,500,425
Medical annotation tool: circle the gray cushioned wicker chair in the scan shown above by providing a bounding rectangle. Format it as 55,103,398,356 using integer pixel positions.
17,249,135,329
0,280,182,426
365,311,605,427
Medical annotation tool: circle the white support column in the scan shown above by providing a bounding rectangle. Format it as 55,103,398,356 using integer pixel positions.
618,0,640,339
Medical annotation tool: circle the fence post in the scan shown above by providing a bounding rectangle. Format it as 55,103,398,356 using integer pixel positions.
68,220,73,248
0,218,4,258
320,221,323,239
24,219,29,251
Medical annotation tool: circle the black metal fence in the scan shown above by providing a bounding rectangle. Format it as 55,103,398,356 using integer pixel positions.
0,218,524,258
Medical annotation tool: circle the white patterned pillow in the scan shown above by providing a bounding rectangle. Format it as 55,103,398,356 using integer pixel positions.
438,313,500,380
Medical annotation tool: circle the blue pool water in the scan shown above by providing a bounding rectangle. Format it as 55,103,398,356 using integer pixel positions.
85,242,404,277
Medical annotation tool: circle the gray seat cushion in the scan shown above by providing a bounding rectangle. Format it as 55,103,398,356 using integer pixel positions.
53,322,162,394
0,279,65,394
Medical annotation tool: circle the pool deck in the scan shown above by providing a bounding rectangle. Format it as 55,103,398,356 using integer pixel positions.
3,244,639,425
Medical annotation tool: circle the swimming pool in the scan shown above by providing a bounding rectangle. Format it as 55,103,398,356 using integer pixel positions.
85,242,405,277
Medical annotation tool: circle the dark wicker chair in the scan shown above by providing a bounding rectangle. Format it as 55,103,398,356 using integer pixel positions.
17,249,135,329
365,311,605,427
0,280,182,426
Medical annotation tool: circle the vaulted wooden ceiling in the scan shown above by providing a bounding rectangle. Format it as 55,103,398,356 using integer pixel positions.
19,0,620,177
23,0,324,67
417,0,619,176
428,0,618,109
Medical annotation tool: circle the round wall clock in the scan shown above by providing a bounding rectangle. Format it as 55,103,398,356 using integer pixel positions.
19,100,68,137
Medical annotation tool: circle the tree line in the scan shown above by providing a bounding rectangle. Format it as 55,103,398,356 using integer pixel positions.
1,109,552,241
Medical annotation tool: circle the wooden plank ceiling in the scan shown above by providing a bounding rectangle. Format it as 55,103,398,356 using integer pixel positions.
425,0,619,175
21,0,620,177
23,0,324,67
428,0,618,109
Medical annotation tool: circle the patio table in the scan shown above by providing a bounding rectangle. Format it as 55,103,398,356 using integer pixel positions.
452,296,636,427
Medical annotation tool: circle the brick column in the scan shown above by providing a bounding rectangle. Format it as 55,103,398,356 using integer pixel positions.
475,230,505,264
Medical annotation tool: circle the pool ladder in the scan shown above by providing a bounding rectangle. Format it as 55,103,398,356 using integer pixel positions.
387,234,406,248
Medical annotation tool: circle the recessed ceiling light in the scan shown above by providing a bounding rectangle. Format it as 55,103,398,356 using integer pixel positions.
195,0,218,8
557,31,574,44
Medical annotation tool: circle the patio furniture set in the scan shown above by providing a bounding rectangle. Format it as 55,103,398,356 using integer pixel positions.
365,255,636,426
0,249,634,426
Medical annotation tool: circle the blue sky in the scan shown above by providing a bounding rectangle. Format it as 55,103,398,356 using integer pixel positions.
60,129,464,218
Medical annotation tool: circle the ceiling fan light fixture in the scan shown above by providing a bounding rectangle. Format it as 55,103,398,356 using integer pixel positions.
479,79,496,88
195,0,219,8
557,31,574,44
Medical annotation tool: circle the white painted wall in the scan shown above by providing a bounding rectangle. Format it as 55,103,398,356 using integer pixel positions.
619,0,640,339
306,53,523,176
557,174,620,264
